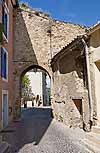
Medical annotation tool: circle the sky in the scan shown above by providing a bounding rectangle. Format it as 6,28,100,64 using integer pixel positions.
19,0,100,27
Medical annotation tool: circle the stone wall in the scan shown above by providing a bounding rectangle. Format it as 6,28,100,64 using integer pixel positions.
13,4,86,118
52,48,90,130
89,29,100,125
51,21,86,56
13,5,86,72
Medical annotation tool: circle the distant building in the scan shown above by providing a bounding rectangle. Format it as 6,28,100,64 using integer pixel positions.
26,70,51,106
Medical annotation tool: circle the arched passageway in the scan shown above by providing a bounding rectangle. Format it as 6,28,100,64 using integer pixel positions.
13,65,52,119
21,66,51,111
13,5,86,122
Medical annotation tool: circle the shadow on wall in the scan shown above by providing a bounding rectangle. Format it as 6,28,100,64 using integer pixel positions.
53,48,88,90
90,29,100,48
57,49,84,79
13,8,38,119
13,8,38,65
2,107,53,152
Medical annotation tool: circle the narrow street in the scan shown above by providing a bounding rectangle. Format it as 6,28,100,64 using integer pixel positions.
2,107,91,153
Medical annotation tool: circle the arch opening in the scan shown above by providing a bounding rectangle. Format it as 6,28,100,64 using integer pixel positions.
20,65,51,111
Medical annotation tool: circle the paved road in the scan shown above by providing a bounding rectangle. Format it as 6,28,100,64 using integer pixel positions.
2,107,91,153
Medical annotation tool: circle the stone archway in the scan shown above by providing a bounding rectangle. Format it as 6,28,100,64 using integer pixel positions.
13,4,86,121
13,63,52,119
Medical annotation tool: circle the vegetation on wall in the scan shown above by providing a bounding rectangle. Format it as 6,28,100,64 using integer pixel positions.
20,2,50,17
59,113,64,122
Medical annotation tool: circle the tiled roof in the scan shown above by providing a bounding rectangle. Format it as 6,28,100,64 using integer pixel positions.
88,21,100,33
51,35,86,64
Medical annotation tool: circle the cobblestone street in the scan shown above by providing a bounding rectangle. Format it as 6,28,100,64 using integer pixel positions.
2,107,91,153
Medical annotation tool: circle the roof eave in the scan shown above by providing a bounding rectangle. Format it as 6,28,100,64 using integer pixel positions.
51,35,85,66
88,23,100,35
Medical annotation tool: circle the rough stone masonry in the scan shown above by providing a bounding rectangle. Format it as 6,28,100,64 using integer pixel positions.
13,4,88,129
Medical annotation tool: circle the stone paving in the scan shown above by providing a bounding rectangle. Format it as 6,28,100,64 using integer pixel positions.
1,107,92,153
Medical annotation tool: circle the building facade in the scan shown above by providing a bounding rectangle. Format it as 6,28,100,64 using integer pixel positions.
88,23,100,126
0,0,17,130
51,36,91,131
51,24,100,131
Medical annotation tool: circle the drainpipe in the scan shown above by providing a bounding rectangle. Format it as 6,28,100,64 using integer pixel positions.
82,39,93,123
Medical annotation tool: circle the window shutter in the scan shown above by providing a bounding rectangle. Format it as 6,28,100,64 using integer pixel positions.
4,52,7,78
4,11,8,38
1,47,5,77
1,47,7,79
2,6,4,24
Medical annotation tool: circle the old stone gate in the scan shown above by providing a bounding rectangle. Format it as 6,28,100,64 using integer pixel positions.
13,4,86,119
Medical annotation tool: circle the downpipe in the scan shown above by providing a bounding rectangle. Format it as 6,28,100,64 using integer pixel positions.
82,39,93,130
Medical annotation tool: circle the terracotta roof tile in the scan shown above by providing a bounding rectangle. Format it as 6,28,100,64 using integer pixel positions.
88,21,100,32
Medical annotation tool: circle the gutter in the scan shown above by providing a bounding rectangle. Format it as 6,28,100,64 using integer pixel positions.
82,38,93,122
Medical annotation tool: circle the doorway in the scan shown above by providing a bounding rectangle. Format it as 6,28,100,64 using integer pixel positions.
2,90,8,129
73,99,82,115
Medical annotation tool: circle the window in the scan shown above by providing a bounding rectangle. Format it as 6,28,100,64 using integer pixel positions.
3,5,9,39
1,47,8,80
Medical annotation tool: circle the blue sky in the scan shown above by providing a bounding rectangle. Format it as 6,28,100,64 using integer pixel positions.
19,0,100,26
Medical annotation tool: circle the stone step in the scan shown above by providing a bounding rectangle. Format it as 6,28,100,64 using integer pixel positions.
82,139,100,153
0,142,11,153
81,131,100,153
86,133,100,145
92,126,100,134
87,131,100,142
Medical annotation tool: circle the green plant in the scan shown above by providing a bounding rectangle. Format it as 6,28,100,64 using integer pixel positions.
21,3,28,8
59,113,64,122
22,74,31,97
